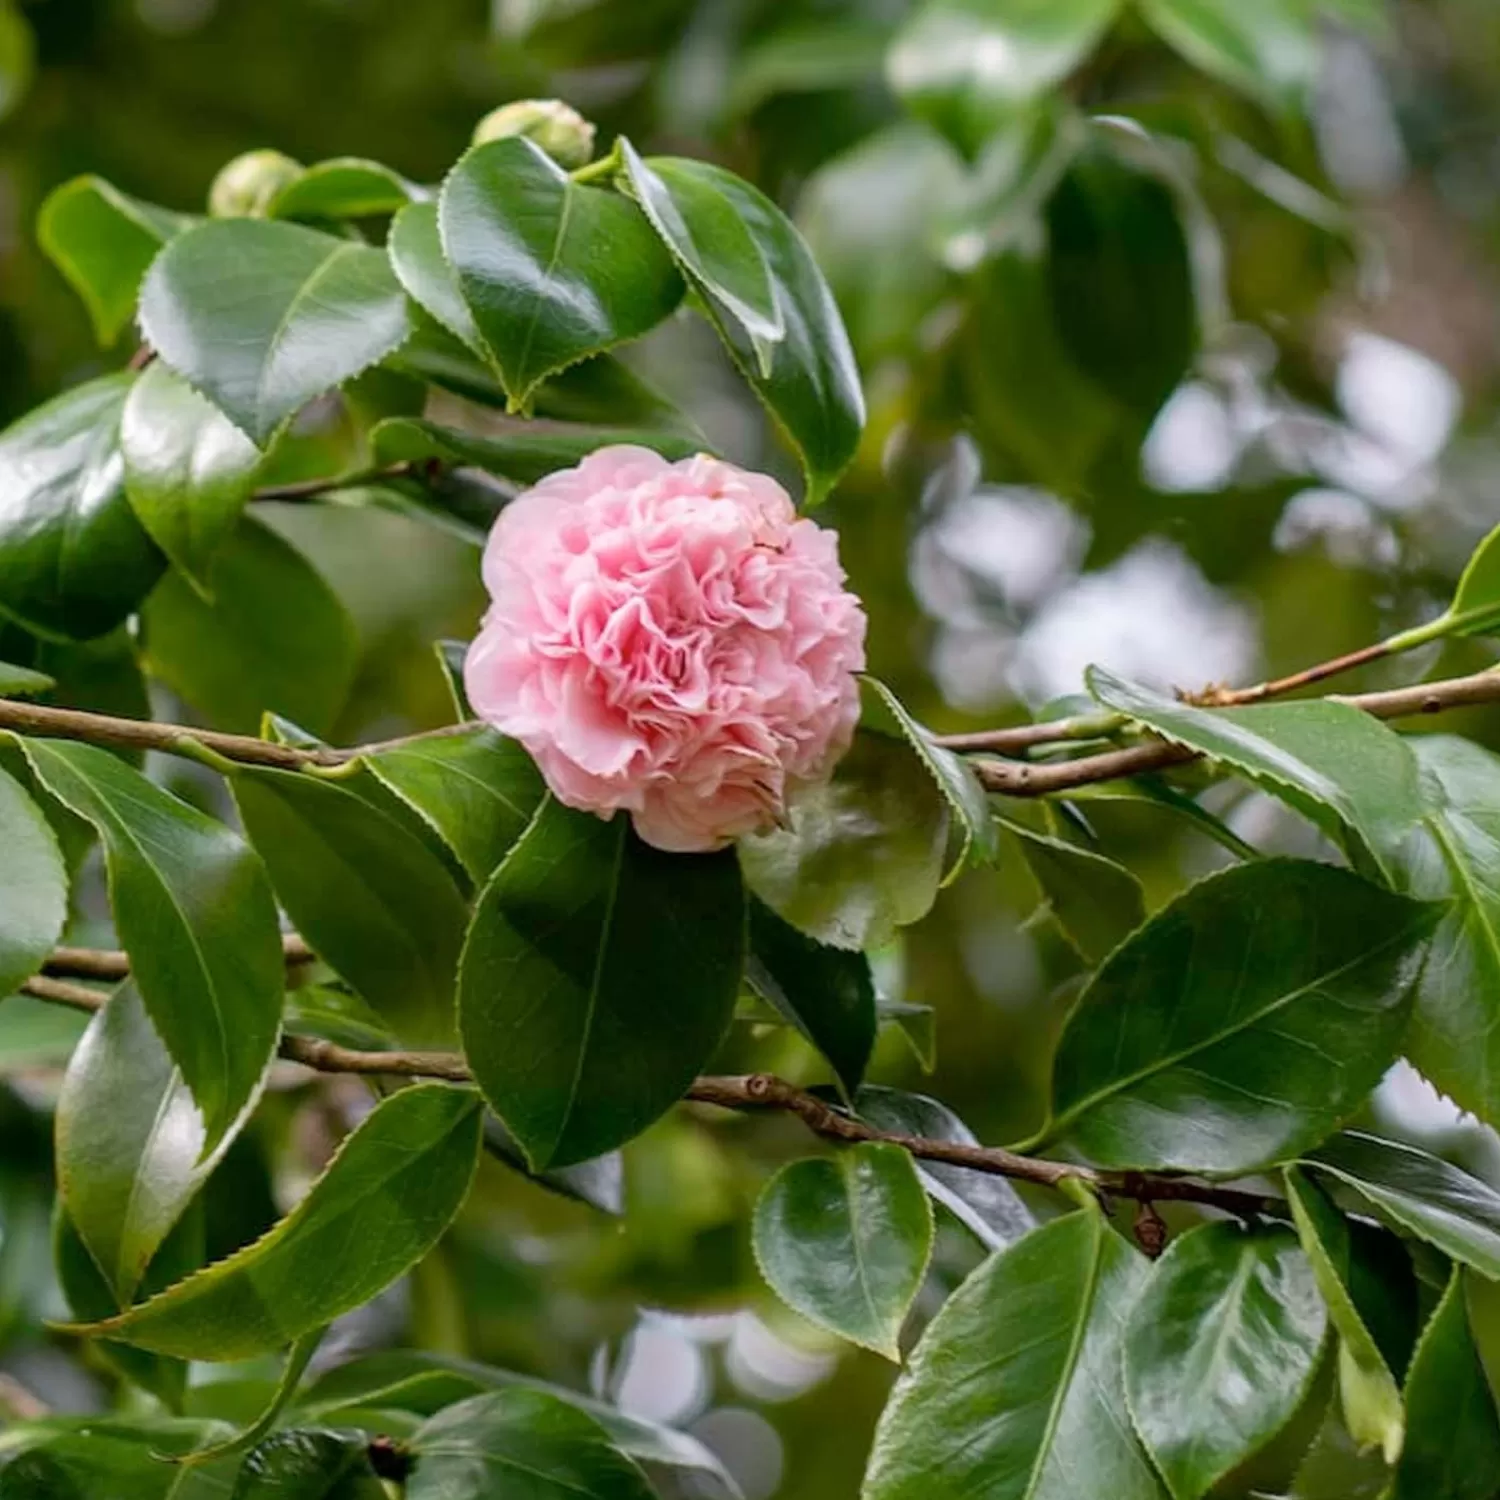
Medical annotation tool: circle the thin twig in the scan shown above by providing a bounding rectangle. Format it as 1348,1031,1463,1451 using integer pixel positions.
1188,640,1397,707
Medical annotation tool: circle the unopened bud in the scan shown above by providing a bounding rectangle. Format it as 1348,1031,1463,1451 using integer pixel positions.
209,149,304,218
472,99,596,171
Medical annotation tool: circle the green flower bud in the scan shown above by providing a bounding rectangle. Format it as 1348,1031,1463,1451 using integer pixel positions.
472,99,596,171
208,149,304,219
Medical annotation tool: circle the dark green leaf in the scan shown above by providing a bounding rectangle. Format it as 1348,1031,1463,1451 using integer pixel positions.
1088,666,1426,881
459,799,744,1168
1139,0,1320,111
143,517,358,737
233,765,468,1040
614,153,862,503
1044,860,1435,1173
365,726,544,883
233,1430,385,1499
747,897,876,1097
0,764,65,997
1005,820,1145,962
739,730,949,950
855,1086,1036,1249
77,1084,483,1360
438,137,683,410
269,159,419,221
406,1389,657,1500
482,1115,623,1216
1390,1268,1500,1499
1307,1131,1500,1280
38,176,192,346
0,373,165,640
369,417,700,487
888,0,1121,158
1284,1167,1406,1462
864,1208,1162,1500
121,362,263,595
24,740,282,1148
140,219,412,445
0,1426,234,1499
388,202,483,357
753,1143,932,1359
1124,1222,1326,1500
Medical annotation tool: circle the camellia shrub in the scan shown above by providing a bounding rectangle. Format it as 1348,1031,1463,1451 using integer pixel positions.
4,5,1500,1496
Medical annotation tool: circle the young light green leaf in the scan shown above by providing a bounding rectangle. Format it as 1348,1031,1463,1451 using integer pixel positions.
889,0,1121,159
364,726,545,883
861,677,998,877
1004,820,1145,963
856,1086,1036,1250
406,1389,658,1500
0,764,66,998
1306,1131,1500,1280
387,201,484,357
1399,521,1500,644
0,373,165,641
612,154,862,503
864,1208,1162,1500
140,219,412,444
739,730,949,951
268,158,419,221
459,799,745,1169
143,517,358,737
120,362,263,595
232,1429,385,1499
73,1084,483,1360
232,765,469,1041
1467,1270,1500,1411
438,137,683,410
0,661,54,698
1124,1221,1327,1500
753,1143,932,1360
1139,0,1320,112
1284,1167,1406,1463
24,740,282,1149
1088,666,1426,882
747,896,876,1097
38,176,193,346
1043,860,1436,1174
1390,1268,1500,1499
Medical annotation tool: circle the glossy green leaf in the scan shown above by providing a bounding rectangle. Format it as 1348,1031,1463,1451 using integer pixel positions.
1005,820,1145,963
38,176,192,346
0,373,165,640
482,1114,623,1216
613,154,862,503
143,517,358,736
140,219,412,444
1044,860,1435,1173
620,139,783,363
889,0,1121,158
0,1424,236,1499
1390,1268,1500,1499
739,730,949,951
753,1143,932,1359
232,765,469,1040
56,983,241,1303
0,661,53,697
459,799,745,1169
24,740,282,1148
861,677,998,876
856,1086,1036,1249
864,1208,1162,1500
368,416,700,487
233,1430,385,1499
1139,0,1320,111
365,726,544,883
1124,1222,1326,1500
438,137,683,410
387,202,483,357
120,362,263,595
1307,1131,1500,1280
269,158,419,221
1284,1167,1406,1462
1087,669,1427,883
76,1084,483,1359
0,764,66,998
406,1389,657,1500
746,896,876,1097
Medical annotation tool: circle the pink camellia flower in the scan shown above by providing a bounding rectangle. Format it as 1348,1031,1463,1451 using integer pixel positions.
465,446,868,853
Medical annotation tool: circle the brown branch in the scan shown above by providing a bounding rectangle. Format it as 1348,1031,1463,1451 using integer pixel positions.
1188,640,1397,707
45,934,314,982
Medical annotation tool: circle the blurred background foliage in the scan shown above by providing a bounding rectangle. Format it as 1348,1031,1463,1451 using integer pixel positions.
3,0,1500,1494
